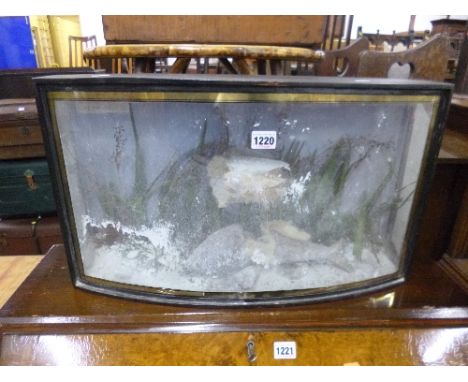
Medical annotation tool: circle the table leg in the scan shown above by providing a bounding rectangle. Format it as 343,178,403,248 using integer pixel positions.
233,58,253,75
170,58,191,73
219,58,238,74
257,59,267,75
270,59,283,75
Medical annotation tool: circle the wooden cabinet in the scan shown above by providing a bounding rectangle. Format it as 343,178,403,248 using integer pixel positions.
102,16,326,47
0,99,44,160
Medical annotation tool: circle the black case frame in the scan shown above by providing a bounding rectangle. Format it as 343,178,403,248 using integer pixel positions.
35,74,453,307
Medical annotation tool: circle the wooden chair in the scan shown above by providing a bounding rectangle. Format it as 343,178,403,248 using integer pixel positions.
356,34,454,81
314,38,370,77
68,35,97,67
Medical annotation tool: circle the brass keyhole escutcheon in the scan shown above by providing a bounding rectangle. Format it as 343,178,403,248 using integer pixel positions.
24,170,38,191
21,126,31,136
246,339,257,363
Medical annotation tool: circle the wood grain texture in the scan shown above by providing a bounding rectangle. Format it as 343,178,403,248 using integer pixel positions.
0,145,45,160
169,58,191,74
0,216,63,255
357,34,452,81
447,171,468,258
438,129,468,163
0,245,466,330
0,125,43,147
439,256,468,294
314,37,370,77
1,328,468,365
451,94,468,109
412,164,464,261
446,94,468,134
102,16,326,46
0,255,43,309
0,240,467,365
0,98,45,159
451,93,468,109
83,43,324,61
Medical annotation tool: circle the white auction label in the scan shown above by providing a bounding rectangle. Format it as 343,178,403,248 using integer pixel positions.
273,341,297,359
251,131,277,149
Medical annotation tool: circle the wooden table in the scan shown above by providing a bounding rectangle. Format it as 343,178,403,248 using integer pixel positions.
0,245,467,366
83,43,324,75
0,255,42,308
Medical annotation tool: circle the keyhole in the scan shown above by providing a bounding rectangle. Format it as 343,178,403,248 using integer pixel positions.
246,339,257,363
21,126,31,136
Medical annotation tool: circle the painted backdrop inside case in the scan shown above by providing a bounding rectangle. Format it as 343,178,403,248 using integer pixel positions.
40,76,450,306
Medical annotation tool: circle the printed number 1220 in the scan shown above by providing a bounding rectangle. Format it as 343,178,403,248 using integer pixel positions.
251,131,277,149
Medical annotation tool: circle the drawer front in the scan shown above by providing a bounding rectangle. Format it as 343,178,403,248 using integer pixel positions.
0,144,46,160
0,181,56,217
0,161,56,217
1,328,467,365
0,236,39,255
0,216,62,254
0,123,44,147
0,99,37,122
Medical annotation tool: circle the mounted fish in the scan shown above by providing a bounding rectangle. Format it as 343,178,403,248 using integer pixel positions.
35,74,452,306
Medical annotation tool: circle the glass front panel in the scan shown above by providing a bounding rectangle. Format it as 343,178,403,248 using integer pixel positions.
50,92,437,295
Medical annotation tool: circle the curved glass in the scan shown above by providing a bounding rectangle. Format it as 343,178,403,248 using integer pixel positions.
47,89,440,303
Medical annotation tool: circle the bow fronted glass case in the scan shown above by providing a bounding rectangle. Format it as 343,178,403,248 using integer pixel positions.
36,75,451,306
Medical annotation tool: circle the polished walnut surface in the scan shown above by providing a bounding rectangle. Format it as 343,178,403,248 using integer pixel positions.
1,245,467,324
438,129,468,163
84,44,324,61
0,245,467,365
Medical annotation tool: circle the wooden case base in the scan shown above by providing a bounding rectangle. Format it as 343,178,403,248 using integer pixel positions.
0,245,467,365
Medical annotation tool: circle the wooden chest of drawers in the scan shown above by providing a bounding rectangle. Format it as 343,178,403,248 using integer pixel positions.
0,98,45,160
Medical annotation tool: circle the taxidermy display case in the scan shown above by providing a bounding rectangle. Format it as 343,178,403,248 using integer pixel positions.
35,75,451,306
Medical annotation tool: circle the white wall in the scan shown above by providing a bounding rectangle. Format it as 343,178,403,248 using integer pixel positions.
349,14,467,37
79,15,105,45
